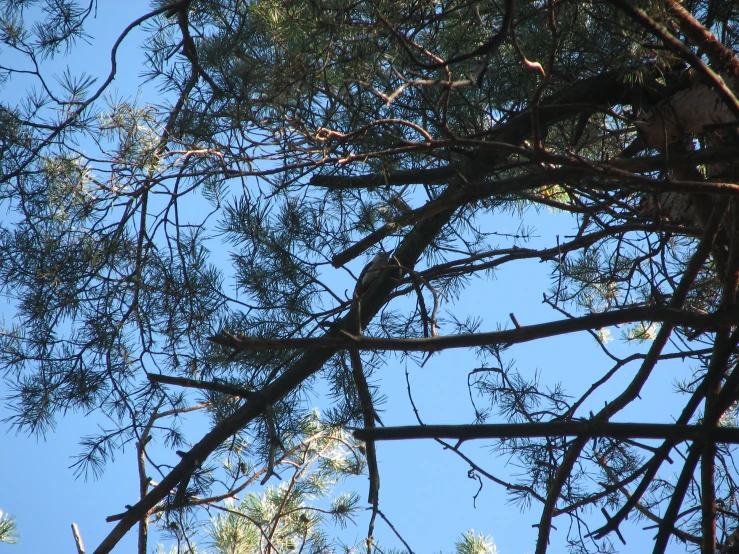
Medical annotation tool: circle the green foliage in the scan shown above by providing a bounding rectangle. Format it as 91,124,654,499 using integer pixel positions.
2,0,739,553
454,530,498,554
156,411,365,552
0,510,19,545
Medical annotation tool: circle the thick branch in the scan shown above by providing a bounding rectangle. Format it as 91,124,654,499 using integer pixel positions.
352,422,739,443
209,306,739,353
666,0,739,78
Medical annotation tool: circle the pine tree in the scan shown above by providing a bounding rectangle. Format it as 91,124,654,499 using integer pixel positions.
1,0,739,553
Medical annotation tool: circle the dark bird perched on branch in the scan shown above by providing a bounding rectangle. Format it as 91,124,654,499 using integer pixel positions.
353,251,393,298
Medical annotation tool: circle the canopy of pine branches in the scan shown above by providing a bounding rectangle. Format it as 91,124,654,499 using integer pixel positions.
1,0,739,553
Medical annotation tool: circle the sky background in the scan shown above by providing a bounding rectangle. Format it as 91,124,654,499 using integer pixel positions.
0,3,695,553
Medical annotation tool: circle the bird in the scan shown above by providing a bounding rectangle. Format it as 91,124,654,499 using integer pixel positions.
353,251,393,298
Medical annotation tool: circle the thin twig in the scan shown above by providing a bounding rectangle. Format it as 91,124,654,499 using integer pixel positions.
71,523,86,554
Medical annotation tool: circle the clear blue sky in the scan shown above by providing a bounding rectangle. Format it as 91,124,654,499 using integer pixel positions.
0,3,693,553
